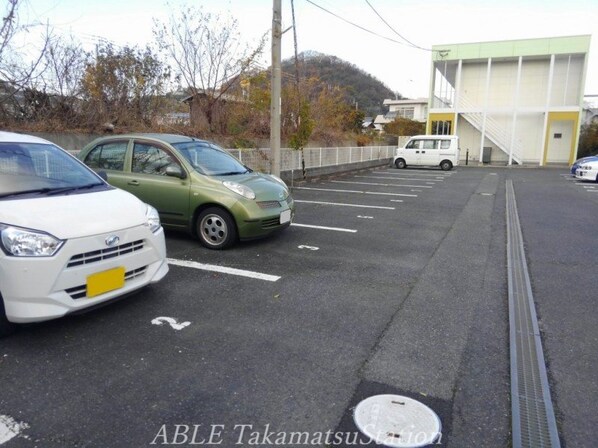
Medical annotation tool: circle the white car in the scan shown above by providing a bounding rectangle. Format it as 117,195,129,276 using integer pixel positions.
393,135,460,171
0,132,169,336
575,158,598,182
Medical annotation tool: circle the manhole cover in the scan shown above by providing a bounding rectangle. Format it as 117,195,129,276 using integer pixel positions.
353,394,441,448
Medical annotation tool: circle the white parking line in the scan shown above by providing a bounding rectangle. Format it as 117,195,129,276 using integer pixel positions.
294,200,395,210
293,186,417,197
167,258,281,282
379,170,452,177
291,223,358,233
356,175,443,183
332,180,433,189
0,415,28,444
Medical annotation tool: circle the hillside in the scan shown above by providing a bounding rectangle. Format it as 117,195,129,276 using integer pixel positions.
281,52,401,117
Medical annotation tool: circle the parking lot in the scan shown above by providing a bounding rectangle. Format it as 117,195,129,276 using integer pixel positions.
1,165,597,447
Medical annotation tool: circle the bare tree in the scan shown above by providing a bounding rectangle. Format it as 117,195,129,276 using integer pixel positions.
81,43,170,128
153,4,265,133
0,0,18,62
0,0,50,124
38,35,90,126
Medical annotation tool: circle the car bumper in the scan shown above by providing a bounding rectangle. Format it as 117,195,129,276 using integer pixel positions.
575,168,598,181
1,225,168,323
234,197,295,240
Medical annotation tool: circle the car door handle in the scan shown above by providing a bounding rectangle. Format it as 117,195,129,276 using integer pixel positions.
421,151,426,154
416,151,420,154
127,180,140,186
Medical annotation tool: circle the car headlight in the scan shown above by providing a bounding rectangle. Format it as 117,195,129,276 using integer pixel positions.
222,181,256,200
0,224,64,257
145,205,162,233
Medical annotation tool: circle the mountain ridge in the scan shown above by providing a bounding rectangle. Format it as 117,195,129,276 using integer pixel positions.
281,52,403,117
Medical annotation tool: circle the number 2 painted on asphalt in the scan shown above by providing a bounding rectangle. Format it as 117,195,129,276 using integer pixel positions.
151,317,191,331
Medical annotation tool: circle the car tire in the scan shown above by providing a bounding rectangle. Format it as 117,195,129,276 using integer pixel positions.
196,207,238,250
0,295,17,338
395,159,406,169
440,160,453,171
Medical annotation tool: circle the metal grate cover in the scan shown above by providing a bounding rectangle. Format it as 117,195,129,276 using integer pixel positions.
506,180,561,448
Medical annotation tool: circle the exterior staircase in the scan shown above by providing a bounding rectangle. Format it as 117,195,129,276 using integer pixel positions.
458,96,523,164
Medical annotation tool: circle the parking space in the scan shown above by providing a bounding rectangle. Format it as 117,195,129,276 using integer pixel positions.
1,166,595,447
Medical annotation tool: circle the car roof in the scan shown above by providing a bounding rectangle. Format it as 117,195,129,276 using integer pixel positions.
95,133,210,145
0,131,54,145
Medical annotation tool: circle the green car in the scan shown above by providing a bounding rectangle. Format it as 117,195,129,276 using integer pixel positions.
78,134,294,249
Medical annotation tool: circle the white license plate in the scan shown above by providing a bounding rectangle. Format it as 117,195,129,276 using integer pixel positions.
280,209,291,224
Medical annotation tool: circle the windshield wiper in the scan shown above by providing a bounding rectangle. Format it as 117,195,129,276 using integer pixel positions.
218,169,251,176
45,183,105,196
0,188,53,199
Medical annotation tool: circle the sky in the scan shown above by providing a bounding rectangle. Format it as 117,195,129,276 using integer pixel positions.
14,0,598,100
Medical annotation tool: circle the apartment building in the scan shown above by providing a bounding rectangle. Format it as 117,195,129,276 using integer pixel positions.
427,35,591,165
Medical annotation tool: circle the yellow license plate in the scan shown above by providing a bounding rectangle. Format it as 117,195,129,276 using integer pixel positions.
86,267,126,298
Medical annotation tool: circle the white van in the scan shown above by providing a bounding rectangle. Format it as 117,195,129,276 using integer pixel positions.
393,135,460,171
0,132,169,336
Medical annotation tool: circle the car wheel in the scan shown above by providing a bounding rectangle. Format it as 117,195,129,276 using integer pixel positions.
440,160,453,171
196,207,238,250
395,158,406,169
0,295,17,338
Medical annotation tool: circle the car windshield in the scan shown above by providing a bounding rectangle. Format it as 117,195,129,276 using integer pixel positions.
0,142,105,199
173,141,250,176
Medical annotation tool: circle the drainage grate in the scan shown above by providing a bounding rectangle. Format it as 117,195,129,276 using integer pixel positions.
506,180,561,448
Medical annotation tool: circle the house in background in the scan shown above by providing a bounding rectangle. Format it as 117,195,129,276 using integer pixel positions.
374,98,428,132
582,95,598,125
427,35,591,165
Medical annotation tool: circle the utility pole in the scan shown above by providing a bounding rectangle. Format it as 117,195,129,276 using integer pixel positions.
270,0,282,177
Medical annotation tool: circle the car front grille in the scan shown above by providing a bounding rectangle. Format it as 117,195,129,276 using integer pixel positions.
65,266,148,299
67,240,145,268
257,200,282,209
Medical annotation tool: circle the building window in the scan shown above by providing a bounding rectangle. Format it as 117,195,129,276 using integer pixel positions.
386,107,415,120
553,133,562,139
431,120,452,135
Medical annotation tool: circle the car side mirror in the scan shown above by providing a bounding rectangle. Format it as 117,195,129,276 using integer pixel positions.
97,170,108,182
165,165,187,179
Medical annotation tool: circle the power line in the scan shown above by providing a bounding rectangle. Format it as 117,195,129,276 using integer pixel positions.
364,0,432,52
303,0,415,48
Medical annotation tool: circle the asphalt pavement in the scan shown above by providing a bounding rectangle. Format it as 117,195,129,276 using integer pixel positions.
0,165,596,447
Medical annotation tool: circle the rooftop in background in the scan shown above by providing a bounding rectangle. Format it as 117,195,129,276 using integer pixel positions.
383,98,429,106
432,35,591,62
